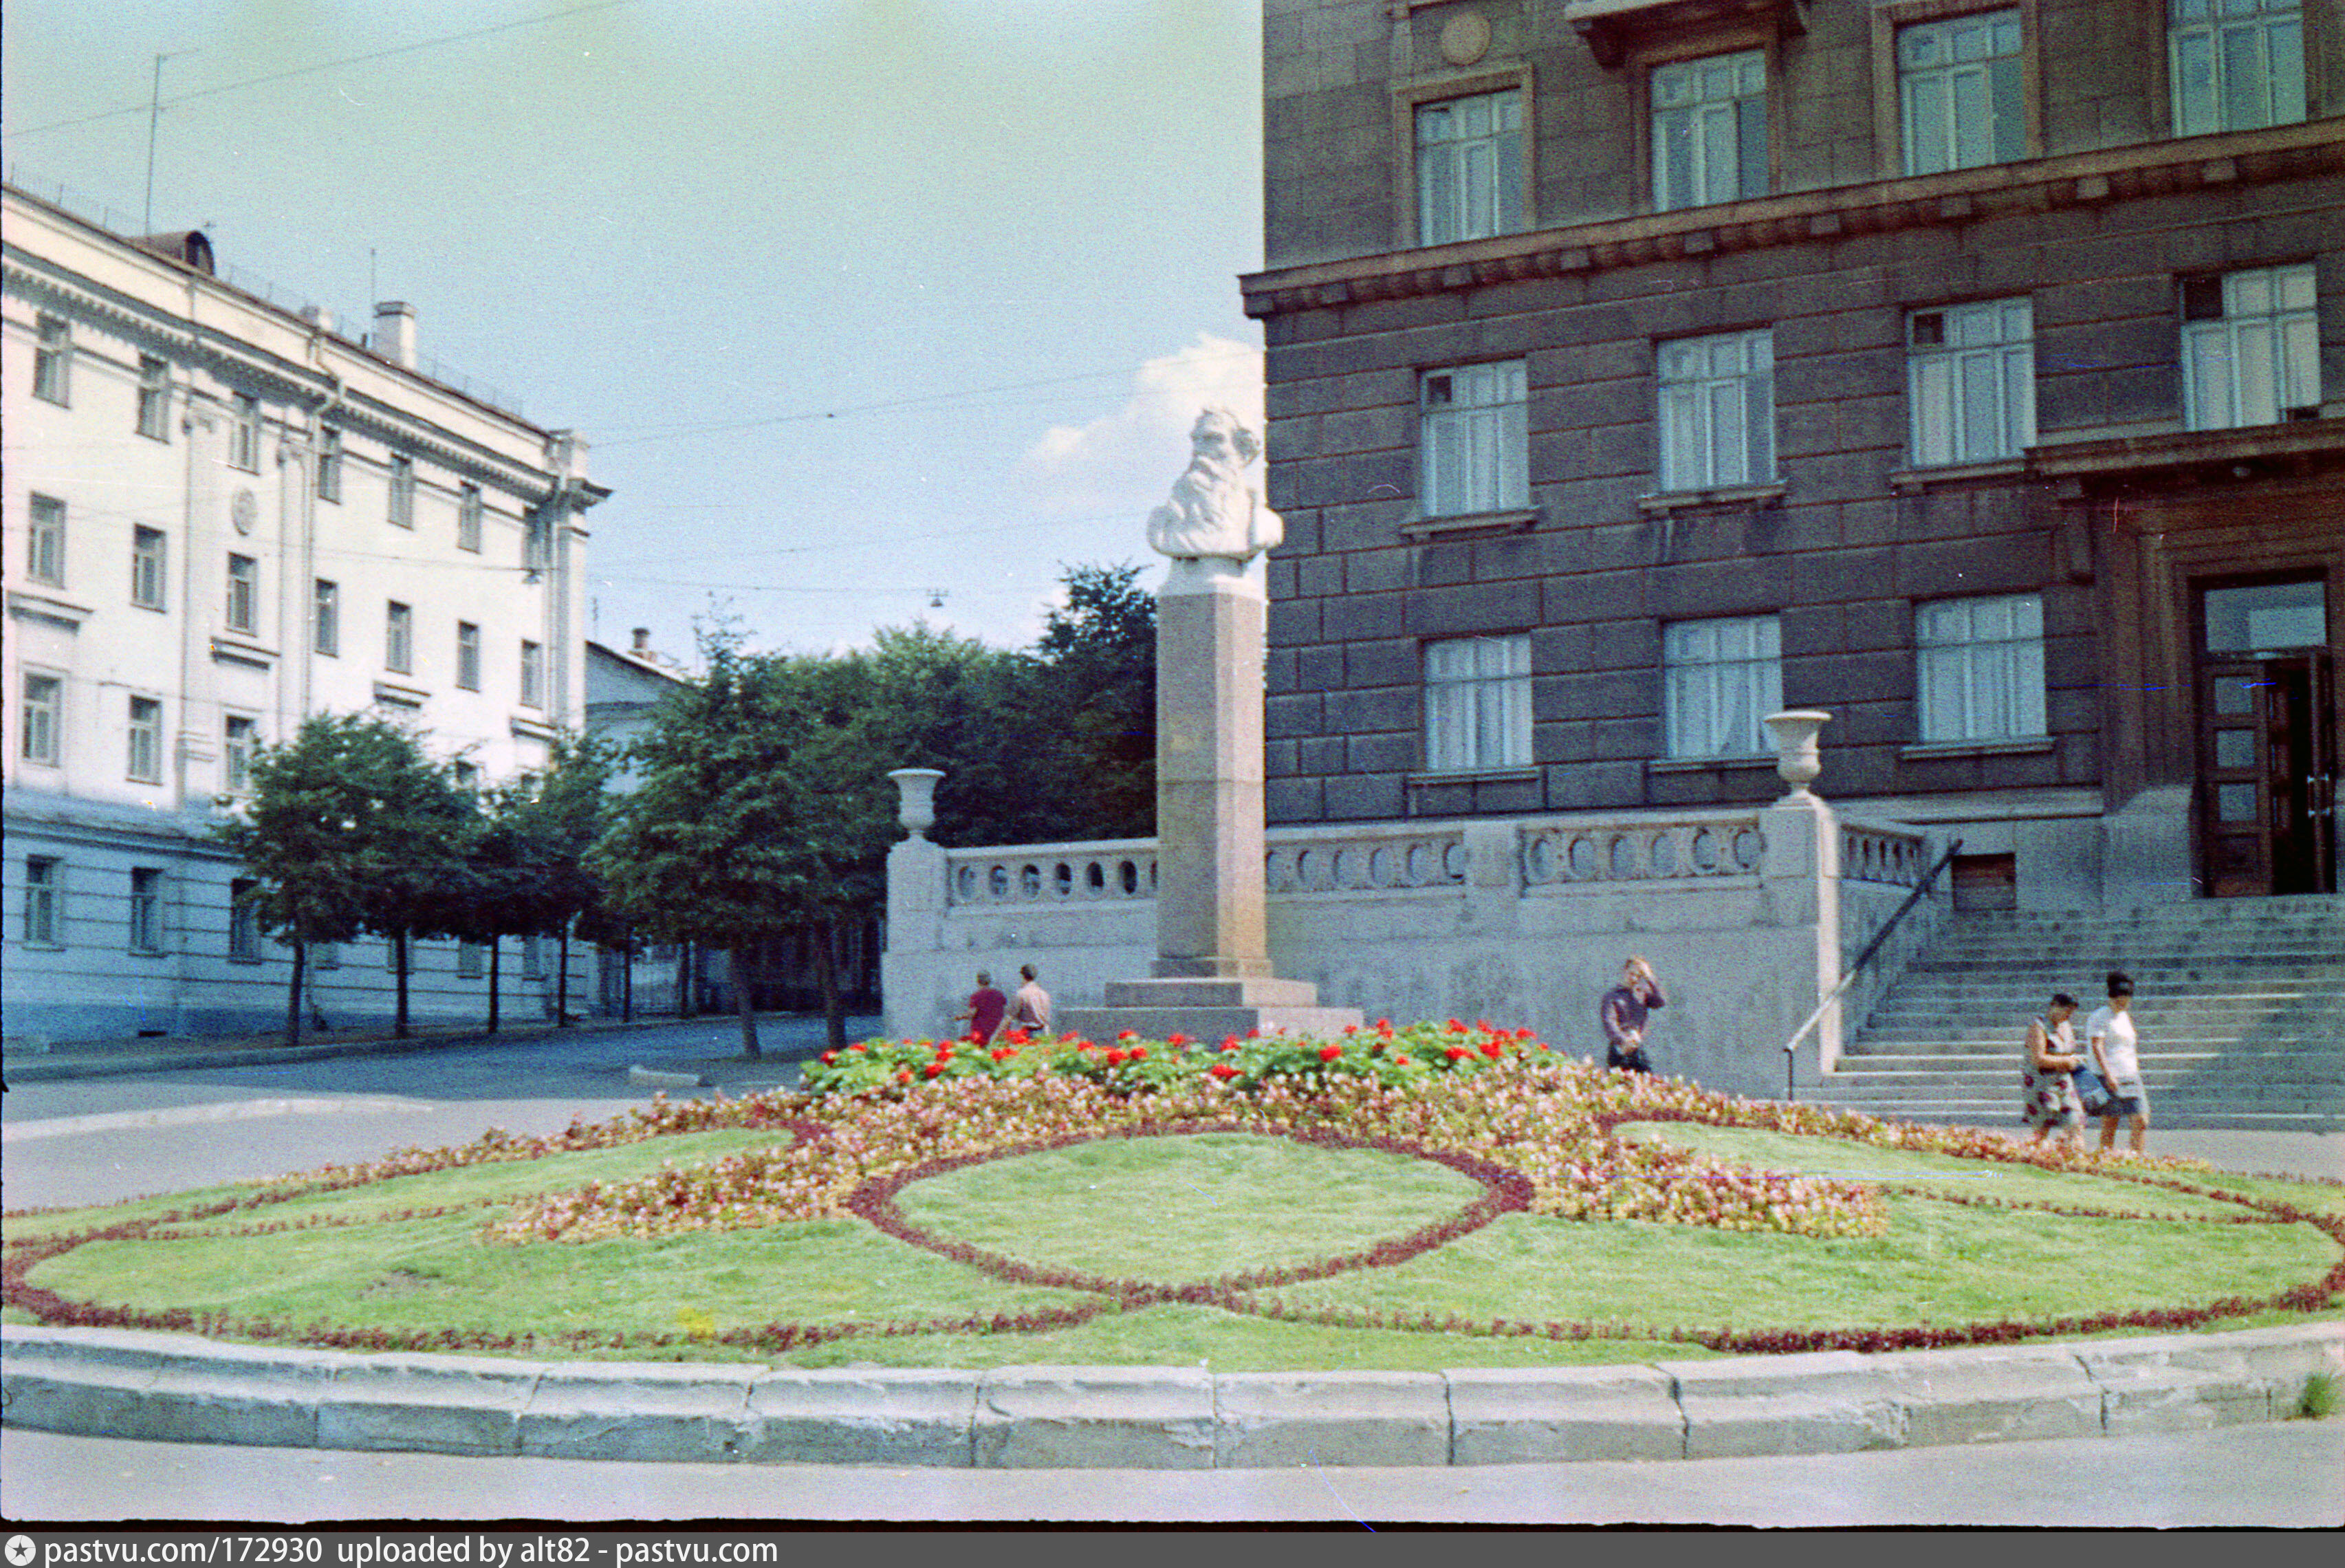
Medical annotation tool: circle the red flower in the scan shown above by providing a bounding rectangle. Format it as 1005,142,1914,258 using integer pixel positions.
1481,1041,1503,1059
1003,1029,1029,1046
1166,1032,1190,1047
820,1052,838,1065
896,1070,913,1085
935,1047,955,1061
1209,1063,1239,1080
1393,1055,1412,1066
1221,1039,1243,1054
1117,1029,1139,1041
1444,1045,1470,1061
850,1043,869,1054
1245,1027,1261,1038
924,1063,946,1078
1342,1023,1360,1035
1446,1018,1468,1032
1318,1044,1342,1062
1129,1047,1148,1061
1104,1048,1127,1065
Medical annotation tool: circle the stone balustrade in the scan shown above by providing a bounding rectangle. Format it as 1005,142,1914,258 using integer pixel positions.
1841,822,1932,888
946,842,1159,906
1520,812,1766,888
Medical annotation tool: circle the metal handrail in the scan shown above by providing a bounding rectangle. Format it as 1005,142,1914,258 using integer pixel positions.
1782,836,1963,1102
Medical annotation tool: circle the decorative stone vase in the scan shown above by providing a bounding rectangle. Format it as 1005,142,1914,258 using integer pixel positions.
887,767,944,840
1762,710,1833,799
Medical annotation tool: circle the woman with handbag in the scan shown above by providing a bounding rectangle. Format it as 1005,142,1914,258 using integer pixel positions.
2020,992,2085,1148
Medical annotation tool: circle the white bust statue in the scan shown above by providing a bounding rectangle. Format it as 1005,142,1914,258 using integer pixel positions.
1146,407,1283,562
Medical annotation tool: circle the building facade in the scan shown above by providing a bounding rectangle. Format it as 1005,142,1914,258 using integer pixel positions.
3,182,605,1041
1245,0,2344,911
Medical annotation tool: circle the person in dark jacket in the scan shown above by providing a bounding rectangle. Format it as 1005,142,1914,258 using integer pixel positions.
1600,956,1666,1074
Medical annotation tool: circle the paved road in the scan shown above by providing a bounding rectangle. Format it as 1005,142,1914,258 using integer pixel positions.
3,1021,2339,1527
0,1018,869,1211
3,1422,2338,1525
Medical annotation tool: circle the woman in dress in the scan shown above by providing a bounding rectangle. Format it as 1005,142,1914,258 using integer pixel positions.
2020,992,2084,1148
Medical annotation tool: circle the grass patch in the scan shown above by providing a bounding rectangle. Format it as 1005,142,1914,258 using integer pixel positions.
1266,1198,2339,1334
1617,1122,2269,1221
30,1218,1088,1347
890,1133,1484,1281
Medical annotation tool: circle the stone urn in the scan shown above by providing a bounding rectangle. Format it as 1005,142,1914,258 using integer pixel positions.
887,767,944,839
1762,710,1833,800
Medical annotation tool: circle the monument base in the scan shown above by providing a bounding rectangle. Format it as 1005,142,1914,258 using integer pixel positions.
1060,977,1364,1045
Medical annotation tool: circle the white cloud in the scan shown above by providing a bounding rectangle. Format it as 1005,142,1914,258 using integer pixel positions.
1017,334,1265,519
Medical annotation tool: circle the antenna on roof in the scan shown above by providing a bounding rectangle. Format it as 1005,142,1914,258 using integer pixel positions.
142,49,200,235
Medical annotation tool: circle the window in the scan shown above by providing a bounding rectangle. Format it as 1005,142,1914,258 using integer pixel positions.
389,455,415,528
1917,594,2046,742
1908,298,2035,465
2183,264,2320,431
1657,329,1774,491
1664,616,1782,759
228,877,262,961
1419,362,1529,516
129,868,164,954
458,941,486,979
1415,89,1525,246
385,601,413,674
1898,9,2024,175
2171,0,2304,135
316,427,343,503
1652,50,1767,210
226,554,258,633
1424,635,1532,772
521,640,545,709
24,858,61,946
223,715,256,792
458,484,483,552
523,934,545,981
33,314,70,404
28,494,65,586
21,673,61,765
136,357,171,439
132,526,167,609
230,393,262,471
127,697,163,783
314,579,339,656
457,622,481,690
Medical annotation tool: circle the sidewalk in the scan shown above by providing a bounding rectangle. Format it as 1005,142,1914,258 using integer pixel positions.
1,1013,878,1085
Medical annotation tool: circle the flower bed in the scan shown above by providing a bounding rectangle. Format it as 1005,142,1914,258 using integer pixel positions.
6,1022,2339,1362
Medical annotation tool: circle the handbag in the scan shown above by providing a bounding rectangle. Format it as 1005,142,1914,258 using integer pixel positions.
2071,1063,2114,1116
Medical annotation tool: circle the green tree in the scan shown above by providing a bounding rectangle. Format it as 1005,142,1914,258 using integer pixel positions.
590,641,893,1056
1032,561,1156,840
213,714,473,1045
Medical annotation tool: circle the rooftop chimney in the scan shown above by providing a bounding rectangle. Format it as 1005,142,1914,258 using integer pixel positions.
300,305,336,334
371,301,417,368
631,628,652,655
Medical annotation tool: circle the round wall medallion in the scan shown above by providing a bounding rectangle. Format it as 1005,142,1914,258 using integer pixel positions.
230,488,257,535
1440,10,1492,66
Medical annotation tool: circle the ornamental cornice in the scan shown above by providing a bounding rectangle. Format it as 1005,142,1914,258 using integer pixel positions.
6,257,571,506
1241,120,2345,318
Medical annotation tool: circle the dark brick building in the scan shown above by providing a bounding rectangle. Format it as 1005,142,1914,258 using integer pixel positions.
1243,0,2344,908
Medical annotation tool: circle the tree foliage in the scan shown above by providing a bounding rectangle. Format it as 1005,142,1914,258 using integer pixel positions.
213,712,477,1042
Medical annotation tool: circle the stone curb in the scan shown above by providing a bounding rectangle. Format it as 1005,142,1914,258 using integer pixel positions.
5,1322,2336,1468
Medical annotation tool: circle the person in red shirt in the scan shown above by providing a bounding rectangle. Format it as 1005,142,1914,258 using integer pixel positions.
953,971,1008,1044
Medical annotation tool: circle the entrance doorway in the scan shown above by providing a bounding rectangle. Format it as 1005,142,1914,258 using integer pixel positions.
2195,578,2336,897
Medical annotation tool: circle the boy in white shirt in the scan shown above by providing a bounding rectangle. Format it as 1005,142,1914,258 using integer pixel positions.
2085,970,2148,1155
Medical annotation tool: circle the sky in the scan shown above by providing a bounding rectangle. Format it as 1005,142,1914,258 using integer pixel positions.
3,0,1270,666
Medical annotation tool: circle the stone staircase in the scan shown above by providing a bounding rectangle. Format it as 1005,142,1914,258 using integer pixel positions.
1803,895,2345,1131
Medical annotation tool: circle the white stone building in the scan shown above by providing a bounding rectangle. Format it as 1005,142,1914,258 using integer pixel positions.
2,182,605,1042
